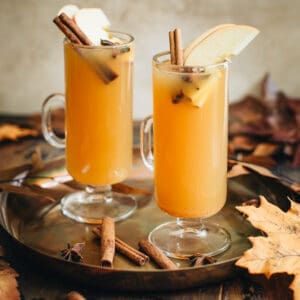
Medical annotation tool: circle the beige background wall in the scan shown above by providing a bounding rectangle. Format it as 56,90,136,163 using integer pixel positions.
0,0,299,119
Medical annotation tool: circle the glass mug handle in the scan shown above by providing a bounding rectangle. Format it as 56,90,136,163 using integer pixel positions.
140,115,154,171
41,93,65,149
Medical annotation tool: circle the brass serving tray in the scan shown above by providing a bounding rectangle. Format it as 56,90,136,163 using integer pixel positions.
0,158,298,292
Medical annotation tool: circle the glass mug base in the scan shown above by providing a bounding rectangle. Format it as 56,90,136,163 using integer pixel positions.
60,186,137,224
148,219,231,259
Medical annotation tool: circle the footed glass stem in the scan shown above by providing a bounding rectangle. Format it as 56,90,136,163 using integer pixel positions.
149,218,231,259
60,185,137,224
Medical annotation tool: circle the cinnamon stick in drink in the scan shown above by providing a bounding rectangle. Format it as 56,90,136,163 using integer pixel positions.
53,13,118,84
169,31,176,64
94,62,118,84
53,16,81,45
169,28,191,100
59,13,92,46
174,28,183,65
99,217,115,267
93,226,149,266
139,240,178,270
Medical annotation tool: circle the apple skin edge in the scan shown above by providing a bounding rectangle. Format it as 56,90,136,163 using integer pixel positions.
183,24,260,66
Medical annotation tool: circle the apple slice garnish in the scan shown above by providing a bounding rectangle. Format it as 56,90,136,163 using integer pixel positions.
58,4,79,18
182,24,259,107
74,8,111,45
184,24,259,66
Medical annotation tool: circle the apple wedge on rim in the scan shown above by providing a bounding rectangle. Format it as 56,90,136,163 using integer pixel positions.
184,24,259,66
182,24,259,107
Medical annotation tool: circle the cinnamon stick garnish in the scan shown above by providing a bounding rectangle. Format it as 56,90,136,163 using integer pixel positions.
169,28,183,65
53,13,118,84
58,13,92,46
169,28,187,103
139,240,178,270
93,226,149,266
99,217,115,267
53,16,81,45
94,62,118,84
174,28,183,65
169,31,176,64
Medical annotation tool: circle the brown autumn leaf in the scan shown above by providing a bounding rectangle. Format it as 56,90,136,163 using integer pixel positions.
227,163,249,178
0,124,38,141
236,195,300,300
229,74,300,166
0,262,20,300
228,159,300,195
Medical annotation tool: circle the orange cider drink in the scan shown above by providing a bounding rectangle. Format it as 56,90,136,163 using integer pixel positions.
152,53,228,218
64,34,134,186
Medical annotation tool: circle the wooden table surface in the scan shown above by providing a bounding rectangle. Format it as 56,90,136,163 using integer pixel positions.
0,134,294,300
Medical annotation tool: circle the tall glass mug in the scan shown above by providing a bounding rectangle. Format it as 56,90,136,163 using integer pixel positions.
42,32,136,224
140,51,231,259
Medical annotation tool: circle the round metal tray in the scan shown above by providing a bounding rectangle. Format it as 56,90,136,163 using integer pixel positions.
0,164,297,292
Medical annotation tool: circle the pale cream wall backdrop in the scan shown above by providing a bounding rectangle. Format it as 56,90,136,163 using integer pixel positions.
0,0,299,119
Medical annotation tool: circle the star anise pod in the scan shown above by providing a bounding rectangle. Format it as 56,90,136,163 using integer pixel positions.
189,255,216,267
60,242,85,262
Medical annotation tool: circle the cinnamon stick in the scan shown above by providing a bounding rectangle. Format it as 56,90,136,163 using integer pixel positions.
169,28,188,102
59,13,92,46
169,31,176,64
169,28,183,65
94,62,118,84
139,240,178,270
53,14,118,84
53,16,81,45
93,226,149,266
174,28,183,65
99,217,115,267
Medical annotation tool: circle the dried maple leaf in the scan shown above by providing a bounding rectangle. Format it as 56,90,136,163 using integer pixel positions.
236,196,300,300
0,124,37,141
0,263,20,300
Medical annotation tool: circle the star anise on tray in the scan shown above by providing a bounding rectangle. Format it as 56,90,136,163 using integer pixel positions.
189,255,216,267
60,242,85,262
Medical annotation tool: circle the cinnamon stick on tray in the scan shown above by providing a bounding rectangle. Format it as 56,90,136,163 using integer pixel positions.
93,226,149,266
99,217,115,267
53,13,118,84
139,240,178,270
